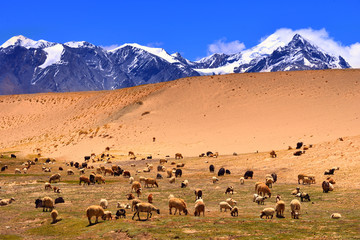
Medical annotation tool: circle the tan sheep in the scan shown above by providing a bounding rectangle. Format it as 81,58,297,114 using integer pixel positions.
291,187,300,195
49,173,61,183
226,198,237,207
99,199,108,209
129,177,134,184
260,208,275,219
169,176,176,183
302,177,312,185
331,213,342,219
50,209,58,223
329,182,334,191
102,210,112,220
231,206,239,217
36,197,55,212
144,178,158,188
169,197,188,215
257,183,271,198
212,176,219,183
139,176,147,183
131,181,142,192
290,199,301,219
0,197,15,206
15,168,21,174
275,200,285,218
131,199,142,212
86,205,105,225
219,201,232,212
104,168,113,176
266,177,274,188
95,174,105,184
167,169,173,178
96,167,102,174
194,199,205,216
45,182,52,190
175,153,183,159
132,202,160,220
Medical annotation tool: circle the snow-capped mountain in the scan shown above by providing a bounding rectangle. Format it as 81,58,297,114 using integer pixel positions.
0,34,351,95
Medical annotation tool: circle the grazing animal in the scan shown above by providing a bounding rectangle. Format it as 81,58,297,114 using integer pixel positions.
126,193,135,200
181,180,189,188
270,150,277,158
225,186,234,194
296,142,303,149
225,169,231,175
132,203,160,220
15,168,21,174
0,197,15,206
159,159,167,164
144,178,158,188
169,176,176,183
86,205,105,225
324,168,335,175
123,171,131,178
131,181,142,192
11,154,16,158
55,197,65,204
271,173,277,183
175,169,182,177
175,153,183,159
157,165,165,172
74,162,80,168
322,181,330,193
299,192,311,202
58,167,63,171
257,183,271,198
166,169,173,178
244,170,253,179
330,213,342,219
104,168,114,176
35,197,55,212
212,176,219,183
131,199,142,211
53,186,61,193
95,174,106,184
115,209,126,219
230,206,239,217
51,209,58,223
148,194,153,203
169,198,188,215
156,173,163,179
79,175,91,185
293,151,304,156
128,151,135,157
290,199,301,219
291,187,301,195
84,156,91,161
195,189,203,201
100,199,108,209
219,202,233,212
239,177,245,185
218,168,225,176
255,196,268,205
102,211,112,220
1,165,8,171
226,198,237,207
49,173,61,183
266,177,274,188
194,199,205,216
45,182,52,190
275,200,285,218
260,208,275,219
209,165,215,172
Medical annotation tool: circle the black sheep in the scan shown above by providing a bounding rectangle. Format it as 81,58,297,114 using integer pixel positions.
156,173,163,179
218,168,225,176
55,197,65,204
84,156,91,161
225,169,231,175
296,142,303,149
244,170,253,179
271,173,277,183
115,209,126,219
209,164,215,173
175,169,182,178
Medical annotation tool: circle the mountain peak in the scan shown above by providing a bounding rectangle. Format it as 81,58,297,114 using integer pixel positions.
1,35,54,49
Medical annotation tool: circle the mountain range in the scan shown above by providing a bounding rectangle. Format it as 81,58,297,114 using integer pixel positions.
0,33,351,95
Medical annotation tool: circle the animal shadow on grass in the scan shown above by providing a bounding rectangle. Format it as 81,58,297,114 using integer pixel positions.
86,221,103,227
51,218,62,224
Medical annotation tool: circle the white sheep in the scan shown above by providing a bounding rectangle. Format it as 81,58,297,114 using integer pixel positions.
23,168,28,174
331,213,342,219
253,194,259,202
260,207,275,219
226,198,237,207
67,169,74,175
129,177,134,184
255,196,268,205
212,176,219,183
181,180,189,188
239,177,245,185
15,168,21,174
329,182,334,191
219,201,233,212
100,199,108,209
45,182,52,190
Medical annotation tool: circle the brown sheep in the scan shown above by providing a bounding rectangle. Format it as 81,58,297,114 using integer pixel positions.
126,193,135,200
327,177,336,184
144,178,158,188
302,177,312,185
49,173,61,183
175,153,183,159
128,151,135,157
95,174,105,184
148,194,153,203
194,199,205,216
169,197,188,215
86,205,105,225
166,169,173,178
270,150,277,158
159,159,167,164
104,168,114,176
100,166,106,172
254,182,263,192
257,183,271,198
131,181,142,192
79,175,91,185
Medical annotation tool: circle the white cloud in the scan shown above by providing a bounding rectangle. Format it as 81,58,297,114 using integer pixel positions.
261,28,360,68
147,42,163,48
100,44,120,50
208,38,246,55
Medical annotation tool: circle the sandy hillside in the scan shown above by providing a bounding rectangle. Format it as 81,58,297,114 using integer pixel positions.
0,69,360,161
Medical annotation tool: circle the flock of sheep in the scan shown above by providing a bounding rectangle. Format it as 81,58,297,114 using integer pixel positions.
0,146,343,227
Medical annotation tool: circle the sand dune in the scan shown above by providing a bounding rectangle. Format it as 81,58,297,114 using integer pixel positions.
0,69,360,161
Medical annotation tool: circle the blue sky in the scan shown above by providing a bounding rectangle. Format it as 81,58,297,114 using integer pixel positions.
1,0,360,62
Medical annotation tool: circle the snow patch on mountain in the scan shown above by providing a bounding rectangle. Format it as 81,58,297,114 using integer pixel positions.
38,44,65,69
64,41,95,48
1,35,54,49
